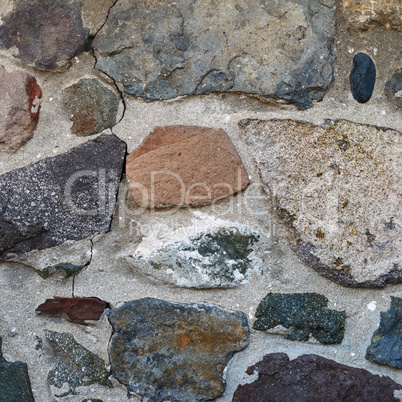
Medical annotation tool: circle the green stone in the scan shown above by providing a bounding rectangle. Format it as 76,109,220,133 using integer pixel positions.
0,337,34,402
366,296,402,369
253,293,345,344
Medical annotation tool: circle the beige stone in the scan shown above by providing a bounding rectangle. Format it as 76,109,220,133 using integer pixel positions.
126,125,249,208
343,0,401,32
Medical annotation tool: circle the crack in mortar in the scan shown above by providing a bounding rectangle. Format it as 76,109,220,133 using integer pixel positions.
72,238,94,297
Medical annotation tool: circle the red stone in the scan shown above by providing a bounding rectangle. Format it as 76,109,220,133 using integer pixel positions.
36,297,109,325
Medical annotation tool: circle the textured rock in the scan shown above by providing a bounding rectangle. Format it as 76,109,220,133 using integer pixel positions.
385,69,402,108
0,0,88,71
366,297,402,369
108,298,249,401
62,79,120,136
37,297,109,325
126,126,249,208
253,293,345,344
93,0,336,110
8,239,92,278
241,119,402,287
129,220,260,288
350,53,376,103
233,353,402,402
0,66,42,148
45,330,112,397
0,337,34,402
343,0,402,32
0,134,126,260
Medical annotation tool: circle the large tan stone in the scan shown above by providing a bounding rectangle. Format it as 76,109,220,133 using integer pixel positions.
343,0,401,32
126,125,249,208
241,119,402,287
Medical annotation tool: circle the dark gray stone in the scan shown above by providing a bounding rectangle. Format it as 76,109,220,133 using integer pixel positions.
233,353,402,402
0,337,34,402
366,297,402,369
385,69,402,108
45,330,112,397
253,293,345,344
0,134,126,260
108,298,250,401
0,0,88,71
62,79,120,136
349,52,376,103
93,0,336,110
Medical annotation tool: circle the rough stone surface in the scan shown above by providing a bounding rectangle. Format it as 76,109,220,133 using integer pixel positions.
37,297,109,325
45,330,112,397
253,293,345,344
343,0,402,32
130,222,260,288
108,298,250,401
349,53,376,103
126,125,249,208
241,119,402,287
366,297,402,369
93,0,336,110
233,353,402,402
0,65,42,148
0,337,34,402
0,134,126,260
385,69,402,108
0,0,88,71
8,239,92,278
62,79,120,137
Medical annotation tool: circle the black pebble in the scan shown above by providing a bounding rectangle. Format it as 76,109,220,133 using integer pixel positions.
349,53,376,103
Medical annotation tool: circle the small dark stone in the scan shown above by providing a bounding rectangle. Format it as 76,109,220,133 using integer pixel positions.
366,296,402,369
0,134,126,260
385,69,402,108
0,0,88,71
349,53,376,103
0,337,34,402
38,262,89,279
233,353,402,402
36,297,109,325
81,399,103,402
45,330,111,398
253,293,345,344
62,79,120,136
108,298,249,401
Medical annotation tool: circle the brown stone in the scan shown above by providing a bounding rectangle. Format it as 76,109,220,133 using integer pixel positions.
36,297,109,325
126,125,249,208
0,65,42,148
342,0,401,32
233,353,402,402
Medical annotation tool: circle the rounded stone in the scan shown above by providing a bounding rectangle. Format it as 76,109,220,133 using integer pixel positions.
349,53,376,103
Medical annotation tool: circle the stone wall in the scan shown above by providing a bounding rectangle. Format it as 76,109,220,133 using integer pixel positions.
0,0,400,401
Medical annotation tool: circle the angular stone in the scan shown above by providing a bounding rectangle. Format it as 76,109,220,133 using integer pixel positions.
233,353,402,402
129,218,260,288
62,79,120,137
385,69,402,108
0,0,88,71
126,125,249,208
108,298,249,401
93,0,336,110
240,119,402,287
0,134,126,260
366,297,402,369
342,0,401,32
253,293,345,344
0,65,42,148
45,330,112,397
0,337,34,402
350,53,376,103
37,297,109,325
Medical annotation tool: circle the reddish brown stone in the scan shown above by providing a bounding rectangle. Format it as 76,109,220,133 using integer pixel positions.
36,297,109,325
126,125,249,208
233,353,402,402
0,65,42,148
